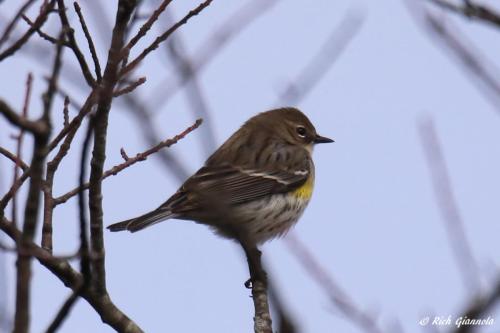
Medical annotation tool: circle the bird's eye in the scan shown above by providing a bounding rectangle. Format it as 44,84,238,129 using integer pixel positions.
296,126,306,138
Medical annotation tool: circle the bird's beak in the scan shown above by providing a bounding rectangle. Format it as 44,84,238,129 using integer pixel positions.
314,134,334,144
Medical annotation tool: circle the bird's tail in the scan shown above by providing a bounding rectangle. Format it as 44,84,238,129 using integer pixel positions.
107,208,175,233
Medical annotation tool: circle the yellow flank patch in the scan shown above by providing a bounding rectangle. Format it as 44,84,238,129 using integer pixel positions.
293,176,314,199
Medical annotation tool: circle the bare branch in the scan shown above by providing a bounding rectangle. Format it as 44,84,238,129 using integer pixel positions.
113,76,146,97
21,14,67,46
428,0,500,29
0,99,47,135
0,217,143,333
0,171,31,212
279,10,364,105
0,147,28,171
121,94,191,181
87,0,138,297
56,0,96,87
73,2,102,82
0,0,38,48
147,0,281,111
454,277,500,333
240,242,273,333
124,0,174,52
407,4,500,116
0,0,56,61
54,119,203,205
120,0,213,76
47,91,97,153
285,234,386,333
63,96,70,126
418,117,480,290
13,26,63,333
44,112,94,333
164,13,216,154
11,73,33,226
120,147,130,161
44,291,81,333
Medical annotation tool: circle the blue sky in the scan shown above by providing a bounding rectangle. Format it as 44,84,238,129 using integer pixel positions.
1,0,499,332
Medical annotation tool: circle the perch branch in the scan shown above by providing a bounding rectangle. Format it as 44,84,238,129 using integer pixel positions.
240,241,273,333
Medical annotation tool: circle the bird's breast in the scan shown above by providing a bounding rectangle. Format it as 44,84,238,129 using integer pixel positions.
292,173,314,200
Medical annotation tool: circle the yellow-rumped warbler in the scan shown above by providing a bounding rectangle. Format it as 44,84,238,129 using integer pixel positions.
107,107,333,244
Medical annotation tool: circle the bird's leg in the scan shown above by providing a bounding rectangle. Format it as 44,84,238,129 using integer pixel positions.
239,239,273,332
241,242,267,289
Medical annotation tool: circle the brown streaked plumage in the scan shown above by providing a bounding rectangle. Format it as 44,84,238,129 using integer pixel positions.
107,107,333,244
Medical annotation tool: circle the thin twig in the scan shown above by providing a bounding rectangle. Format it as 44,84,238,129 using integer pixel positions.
11,73,33,226
54,119,202,205
0,217,143,333
13,24,61,333
56,0,96,87
285,234,386,333
122,93,191,181
428,0,500,29
69,0,193,181
407,4,500,116
21,14,67,46
78,115,92,284
268,279,298,333
40,30,65,252
113,76,146,97
123,0,174,52
164,11,216,154
0,99,48,135
43,76,83,112
0,241,81,261
47,91,97,153
0,93,96,214
63,96,70,126
279,10,364,105
418,117,480,290
0,171,31,212
44,112,94,333
147,0,281,111
44,291,81,333
73,2,102,82
120,0,213,76
0,0,38,48
0,0,56,61
454,277,500,333
0,147,29,171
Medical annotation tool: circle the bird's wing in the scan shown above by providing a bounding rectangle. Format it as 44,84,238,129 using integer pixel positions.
161,162,311,214
194,165,310,203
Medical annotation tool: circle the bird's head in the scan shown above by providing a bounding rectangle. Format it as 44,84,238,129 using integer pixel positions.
251,107,334,152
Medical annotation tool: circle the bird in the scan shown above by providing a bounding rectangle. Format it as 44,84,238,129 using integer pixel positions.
107,107,333,245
